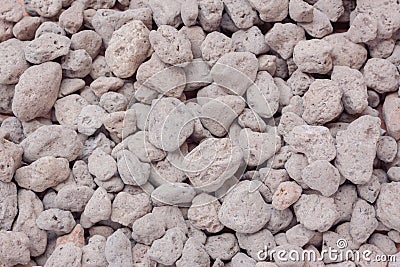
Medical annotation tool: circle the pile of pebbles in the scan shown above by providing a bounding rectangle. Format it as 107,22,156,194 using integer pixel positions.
1,0,400,266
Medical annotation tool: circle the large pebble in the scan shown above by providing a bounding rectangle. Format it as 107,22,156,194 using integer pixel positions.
148,227,187,265
149,25,193,65
0,39,29,85
376,182,400,232
383,93,400,140
293,39,333,74
218,180,271,234
210,52,258,96
200,95,245,137
21,125,83,163
13,189,47,257
105,20,151,78
285,125,336,162
0,181,17,230
24,33,71,64
147,97,194,152
184,138,242,192
335,115,381,184
363,58,399,93
111,192,152,226
12,62,62,121
331,66,368,114
105,229,133,266
14,156,70,192
294,194,338,232
246,71,280,118
187,193,224,233
0,231,30,266
301,160,341,196
302,79,343,125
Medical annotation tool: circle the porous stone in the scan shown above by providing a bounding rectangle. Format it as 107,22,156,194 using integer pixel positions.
350,199,378,243
82,235,108,267
383,93,400,140
59,1,84,34
272,181,302,211
376,136,397,163
0,138,23,183
222,0,258,29
14,156,70,192
36,208,76,235
239,128,281,167
0,231,30,266
131,213,165,245
25,0,62,17
298,8,333,38
55,185,94,212
24,33,71,64
61,49,93,78
301,79,343,125
12,62,62,121
205,233,239,260
335,115,381,184
363,58,399,93
54,94,89,130
188,193,224,233
301,160,341,197
0,39,29,85
117,149,150,186
293,39,333,74
331,66,368,114
136,53,186,98
149,25,193,65
0,181,17,231
82,187,112,225
176,237,210,267
265,23,305,60
197,0,224,32
347,13,378,43
232,26,268,55
247,0,288,22
105,20,151,78
289,0,314,22
218,180,271,234
294,194,338,232
88,148,117,181
148,227,187,265
71,30,102,59
201,31,235,65
105,229,133,266
147,97,194,152
151,182,196,206
13,17,41,41
285,125,336,162
376,182,400,232
184,138,242,192
210,52,258,96
111,192,152,226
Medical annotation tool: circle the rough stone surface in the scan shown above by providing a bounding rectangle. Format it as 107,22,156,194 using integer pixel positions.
12,62,62,121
